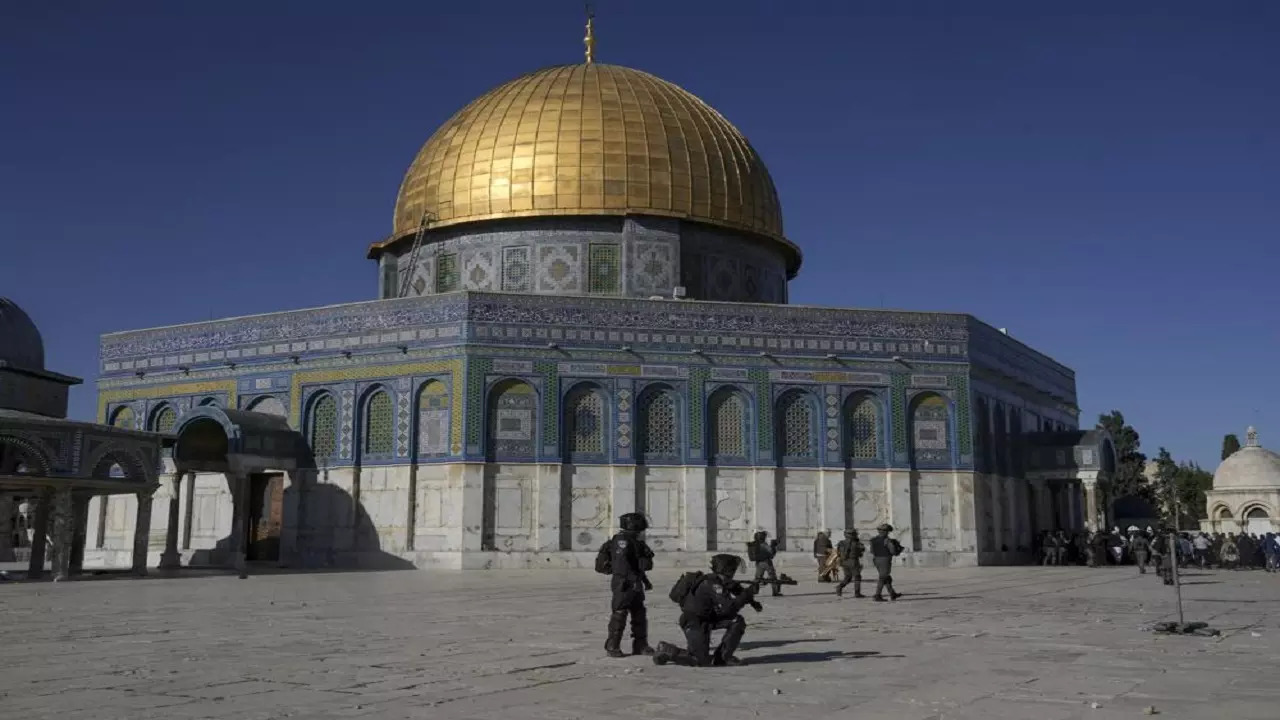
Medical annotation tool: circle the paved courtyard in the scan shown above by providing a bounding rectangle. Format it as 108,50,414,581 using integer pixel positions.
2,565,1278,720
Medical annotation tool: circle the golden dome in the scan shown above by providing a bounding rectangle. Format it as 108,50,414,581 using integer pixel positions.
383,63,795,266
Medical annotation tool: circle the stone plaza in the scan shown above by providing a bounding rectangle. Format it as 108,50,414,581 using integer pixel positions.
2,566,1277,720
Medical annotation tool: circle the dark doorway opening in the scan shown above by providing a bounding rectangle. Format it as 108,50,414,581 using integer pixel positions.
247,473,284,563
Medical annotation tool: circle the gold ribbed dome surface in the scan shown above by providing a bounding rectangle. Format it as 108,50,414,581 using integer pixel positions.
390,63,788,250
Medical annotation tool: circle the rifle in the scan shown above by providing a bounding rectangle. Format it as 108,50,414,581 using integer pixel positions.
746,573,800,591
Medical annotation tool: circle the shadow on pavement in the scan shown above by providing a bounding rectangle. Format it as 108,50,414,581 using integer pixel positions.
748,650,903,664
740,638,833,651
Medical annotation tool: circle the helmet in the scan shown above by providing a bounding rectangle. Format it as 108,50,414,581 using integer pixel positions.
753,530,768,542
619,513,649,533
710,554,742,576
877,523,893,533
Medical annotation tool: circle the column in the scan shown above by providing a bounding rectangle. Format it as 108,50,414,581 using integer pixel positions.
535,464,563,551
1063,482,1076,530
682,467,708,551
27,489,52,579
1082,479,1099,532
131,488,154,576
51,488,75,581
70,494,90,574
0,493,14,563
233,474,250,577
159,472,183,569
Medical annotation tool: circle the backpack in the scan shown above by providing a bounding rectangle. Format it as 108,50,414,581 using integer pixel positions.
594,540,614,575
669,571,706,605
746,541,760,562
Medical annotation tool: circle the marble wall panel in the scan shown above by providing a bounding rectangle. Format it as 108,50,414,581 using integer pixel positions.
779,469,822,552
483,464,534,552
709,468,753,550
637,466,683,552
563,464,611,551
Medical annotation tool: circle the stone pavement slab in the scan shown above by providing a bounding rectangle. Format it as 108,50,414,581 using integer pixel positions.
1,566,1278,719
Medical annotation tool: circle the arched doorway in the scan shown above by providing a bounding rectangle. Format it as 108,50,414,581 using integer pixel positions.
1245,507,1271,536
170,406,305,572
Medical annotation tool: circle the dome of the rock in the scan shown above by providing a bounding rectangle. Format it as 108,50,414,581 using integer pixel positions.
380,63,798,272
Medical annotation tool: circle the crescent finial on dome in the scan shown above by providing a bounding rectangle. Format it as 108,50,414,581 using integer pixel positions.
584,5,596,65
1247,426,1259,447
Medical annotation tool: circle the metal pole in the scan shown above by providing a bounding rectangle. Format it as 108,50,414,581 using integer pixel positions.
1169,494,1185,625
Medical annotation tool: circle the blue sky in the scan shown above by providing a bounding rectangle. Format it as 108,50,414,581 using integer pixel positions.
2,1,1276,469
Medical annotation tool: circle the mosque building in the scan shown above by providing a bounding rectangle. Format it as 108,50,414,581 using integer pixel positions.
7,23,1120,574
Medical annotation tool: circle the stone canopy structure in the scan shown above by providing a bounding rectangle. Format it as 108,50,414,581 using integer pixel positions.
0,298,164,578
1202,427,1279,536
86,38,1114,572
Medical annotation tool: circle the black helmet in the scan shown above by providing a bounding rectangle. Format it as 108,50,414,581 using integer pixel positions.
753,530,768,542
710,554,742,576
619,513,649,533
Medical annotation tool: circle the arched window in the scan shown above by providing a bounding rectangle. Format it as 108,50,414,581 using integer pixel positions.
416,380,451,458
564,383,605,460
637,385,679,462
708,387,748,464
486,379,536,461
775,390,815,462
110,406,135,430
363,389,394,456
151,405,177,434
910,393,951,467
246,395,286,417
845,392,880,461
306,393,338,458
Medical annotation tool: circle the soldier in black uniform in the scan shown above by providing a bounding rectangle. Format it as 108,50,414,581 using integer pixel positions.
869,523,903,601
605,512,655,658
747,530,783,596
834,529,866,598
653,554,759,667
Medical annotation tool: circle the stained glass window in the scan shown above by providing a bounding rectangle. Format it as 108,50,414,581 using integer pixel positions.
638,388,677,459
588,244,620,294
110,406,135,429
487,380,535,460
566,385,604,457
911,394,951,466
847,394,880,459
152,405,177,434
776,391,814,459
417,380,450,457
436,252,459,293
502,246,531,292
364,390,394,456
710,389,746,461
308,393,338,458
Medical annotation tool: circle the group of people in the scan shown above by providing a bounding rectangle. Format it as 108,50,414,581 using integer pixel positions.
1036,526,1280,573
812,526,905,601
599,513,908,667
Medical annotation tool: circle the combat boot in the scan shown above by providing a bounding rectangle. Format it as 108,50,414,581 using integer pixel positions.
632,640,654,656
853,580,865,599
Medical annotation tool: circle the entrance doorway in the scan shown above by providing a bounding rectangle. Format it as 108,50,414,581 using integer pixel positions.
246,473,284,562
1245,507,1271,537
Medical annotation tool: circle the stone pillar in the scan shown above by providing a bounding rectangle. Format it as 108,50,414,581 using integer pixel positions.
683,467,709,552
70,493,89,575
459,464,485,552
0,493,14,562
132,488,154,576
27,489,51,579
535,464,563,552
1063,482,1076,530
753,468,779,540
159,472,184,569
819,468,844,540
51,488,75,581
886,470,915,547
229,474,249,577
1082,479,1099,532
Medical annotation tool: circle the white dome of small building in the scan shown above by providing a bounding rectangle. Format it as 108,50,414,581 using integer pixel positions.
1203,427,1280,536
0,297,45,371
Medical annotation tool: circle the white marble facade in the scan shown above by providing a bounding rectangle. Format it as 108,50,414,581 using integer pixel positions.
83,461,1000,570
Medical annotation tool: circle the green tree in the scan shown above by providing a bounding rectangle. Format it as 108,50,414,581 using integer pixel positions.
1097,410,1149,499
1149,447,1212,527
1221,434,1241,460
